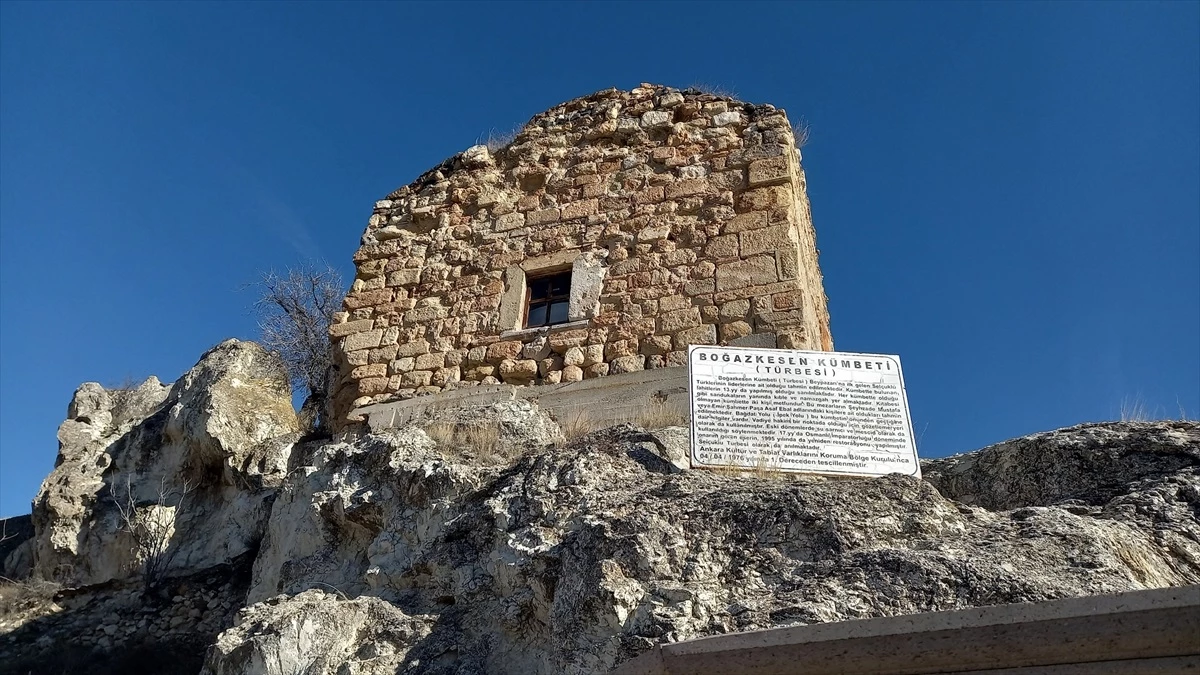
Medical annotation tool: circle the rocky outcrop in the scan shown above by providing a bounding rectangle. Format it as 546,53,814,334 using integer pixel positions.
10,339,1199,675
922,421,1200,509
30,339,299,587
205,417,1200,675
245,401,562,605
924,420,1200,579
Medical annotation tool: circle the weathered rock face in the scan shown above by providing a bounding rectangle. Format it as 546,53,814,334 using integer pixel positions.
204,419,1200,675
246,401,561,605
924,421,1200,579
923,421,1199,508
30,339,300,587
13,343,1200,675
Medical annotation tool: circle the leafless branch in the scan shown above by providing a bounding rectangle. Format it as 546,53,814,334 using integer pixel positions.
114,476,195,592
251,263,344,433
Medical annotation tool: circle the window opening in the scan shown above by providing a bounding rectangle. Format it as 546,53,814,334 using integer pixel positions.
525,271,572,328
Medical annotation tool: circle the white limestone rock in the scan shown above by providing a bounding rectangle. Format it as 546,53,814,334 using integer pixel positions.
12,340,1200,675
460,144,492,167
202,590,434,675
30,339,300,587
209,420,1200,675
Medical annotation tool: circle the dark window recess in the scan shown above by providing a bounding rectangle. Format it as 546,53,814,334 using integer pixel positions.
525,272,572,328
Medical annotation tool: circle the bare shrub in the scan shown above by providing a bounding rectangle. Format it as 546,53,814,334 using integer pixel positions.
113,476,195,593
103,375,140,414
252,263,344,434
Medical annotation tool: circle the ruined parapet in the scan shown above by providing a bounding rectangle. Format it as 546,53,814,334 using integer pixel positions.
330,83,832,427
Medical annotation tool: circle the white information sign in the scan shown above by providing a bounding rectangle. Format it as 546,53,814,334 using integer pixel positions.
688,345,920,478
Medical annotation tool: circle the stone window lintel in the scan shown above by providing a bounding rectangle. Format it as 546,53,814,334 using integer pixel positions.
498,251,607,333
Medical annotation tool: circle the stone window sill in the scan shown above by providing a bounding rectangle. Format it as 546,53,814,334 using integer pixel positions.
500,319,590,341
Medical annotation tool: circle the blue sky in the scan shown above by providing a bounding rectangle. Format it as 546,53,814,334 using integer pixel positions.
2,2,1197,517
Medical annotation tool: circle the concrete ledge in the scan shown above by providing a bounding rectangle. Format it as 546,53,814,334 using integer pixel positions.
353,366,690,431
611,586,1200,674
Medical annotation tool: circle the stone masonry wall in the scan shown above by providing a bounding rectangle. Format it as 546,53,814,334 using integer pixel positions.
329,84,833,426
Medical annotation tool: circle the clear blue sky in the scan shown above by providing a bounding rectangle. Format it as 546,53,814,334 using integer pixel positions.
2,2,1197,517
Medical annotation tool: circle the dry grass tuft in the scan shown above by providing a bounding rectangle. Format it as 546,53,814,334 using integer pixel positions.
557,400,689,445
0,577,60,621
631,400,689,429
688,82,740,99
559,409,596,443
791,119,811,148
423,420,458,447
424,421,504,458
480,126,522,153
1118,395,1170,422
751,450,782,479
694,449,843,482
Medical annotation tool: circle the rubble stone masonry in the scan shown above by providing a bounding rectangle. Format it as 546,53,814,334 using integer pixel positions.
329,84,833,426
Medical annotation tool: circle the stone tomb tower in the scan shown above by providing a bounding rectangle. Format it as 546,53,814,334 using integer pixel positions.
330,84,832,427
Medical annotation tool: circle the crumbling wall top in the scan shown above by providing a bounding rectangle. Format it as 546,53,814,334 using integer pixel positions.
330,82,831,426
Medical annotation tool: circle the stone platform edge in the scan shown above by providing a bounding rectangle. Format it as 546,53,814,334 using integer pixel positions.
610,585,1200,675
351,365,691,431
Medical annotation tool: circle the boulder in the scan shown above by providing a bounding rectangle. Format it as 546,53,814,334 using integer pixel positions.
202,590,434,675
30,339,300,587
